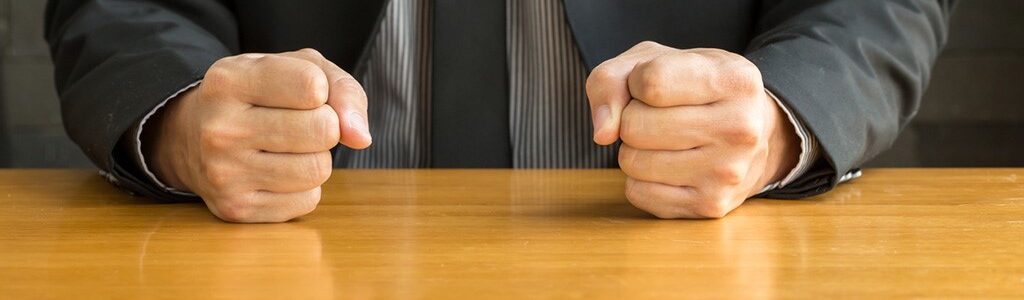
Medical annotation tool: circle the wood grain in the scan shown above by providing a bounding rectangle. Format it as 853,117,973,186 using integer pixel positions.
0,169,1022,299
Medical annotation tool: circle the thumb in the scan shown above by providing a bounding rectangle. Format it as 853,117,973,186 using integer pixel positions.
585,41,665,145
280,49,371,149
328,76,372,150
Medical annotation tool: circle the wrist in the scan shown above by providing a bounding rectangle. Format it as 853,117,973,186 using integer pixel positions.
763,91,801,186
143,90,195,192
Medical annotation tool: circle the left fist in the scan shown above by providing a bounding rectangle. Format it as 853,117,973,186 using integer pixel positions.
586,41,799,219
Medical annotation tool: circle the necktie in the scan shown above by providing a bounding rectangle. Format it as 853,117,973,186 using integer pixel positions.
430,0,511,167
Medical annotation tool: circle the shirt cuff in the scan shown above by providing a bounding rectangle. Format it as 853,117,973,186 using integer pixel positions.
757,89,824,194
127,80,204,197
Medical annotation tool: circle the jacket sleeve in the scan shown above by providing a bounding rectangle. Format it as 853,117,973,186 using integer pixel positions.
45,0,238,201
745,0,955,198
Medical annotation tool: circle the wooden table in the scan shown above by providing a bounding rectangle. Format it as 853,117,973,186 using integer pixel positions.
1,169,1022,299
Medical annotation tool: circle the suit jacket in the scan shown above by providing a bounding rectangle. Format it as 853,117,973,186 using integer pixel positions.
44,0,954,201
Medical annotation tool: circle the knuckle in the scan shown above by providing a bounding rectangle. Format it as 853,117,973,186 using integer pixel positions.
296,63,329,107
334,76,358,91
618,103,641,145
297,188,322,216
624,178,686,219
198,123,237,151
202,64,234,94
624,178,647,201
236,53,266,61
250,53,275,66
312,106,341,149
695,48,732,60
692,203,729,219
214,197,256,222
296,153,332,186
624,177,640,200
691,193,732,218
636,62,672,105
334,76,367,103
309,154,333,185
711,164,745,186
202,163,234,190
586,65,617,93
722,117,761,146
623,181,672,219
635,40,663,51
717,60,763,96
619,124,639,147
329,76,368,113
617,145,640,176
297,48,324,59
198,132,226,152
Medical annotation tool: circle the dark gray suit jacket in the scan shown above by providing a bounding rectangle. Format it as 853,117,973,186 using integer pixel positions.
44,0,954,201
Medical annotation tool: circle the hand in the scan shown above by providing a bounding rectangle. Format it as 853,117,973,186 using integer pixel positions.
144,49,371,223
586,42,799,219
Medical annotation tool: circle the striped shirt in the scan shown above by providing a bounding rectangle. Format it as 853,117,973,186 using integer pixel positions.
134,0,829,195
347,0,823,189
350,0,616,168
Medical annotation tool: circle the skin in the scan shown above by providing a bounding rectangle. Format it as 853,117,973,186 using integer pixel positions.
145,49,371,223
586,41,800,218
147,42,798,222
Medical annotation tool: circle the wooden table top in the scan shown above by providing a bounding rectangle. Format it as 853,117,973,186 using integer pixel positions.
0,169,1022,299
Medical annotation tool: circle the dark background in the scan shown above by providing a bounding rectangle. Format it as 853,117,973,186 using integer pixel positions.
0,1,1021,168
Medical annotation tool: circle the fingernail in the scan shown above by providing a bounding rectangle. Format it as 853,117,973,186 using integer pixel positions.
347,111,369,138
593,105,611,138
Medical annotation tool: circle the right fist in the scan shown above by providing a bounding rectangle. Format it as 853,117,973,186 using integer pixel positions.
143,49,371,223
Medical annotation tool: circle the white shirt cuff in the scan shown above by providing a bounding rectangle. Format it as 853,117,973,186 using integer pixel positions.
758,89,824,194
130,80,203,196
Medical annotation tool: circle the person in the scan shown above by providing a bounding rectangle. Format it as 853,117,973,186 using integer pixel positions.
44,0,954,223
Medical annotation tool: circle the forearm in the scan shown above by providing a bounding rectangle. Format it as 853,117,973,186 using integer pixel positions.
46,0,238,200
745,0,954,193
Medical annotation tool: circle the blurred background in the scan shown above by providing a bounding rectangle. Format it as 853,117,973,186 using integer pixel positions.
0,1,1021,169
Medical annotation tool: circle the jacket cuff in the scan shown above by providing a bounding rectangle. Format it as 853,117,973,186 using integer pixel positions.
104,137,200,202
126,80,204,197
757,88,823,195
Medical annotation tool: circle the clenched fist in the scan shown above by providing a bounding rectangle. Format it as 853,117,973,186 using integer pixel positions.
144,49,371,223
587,42,800,219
